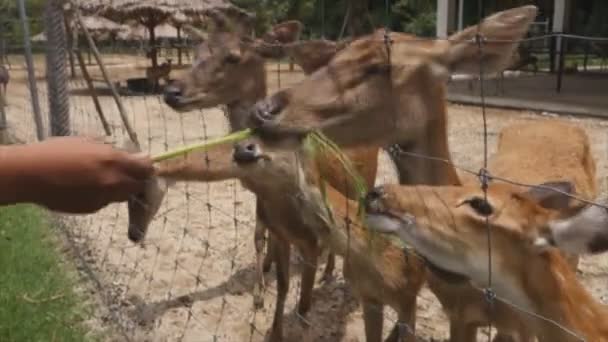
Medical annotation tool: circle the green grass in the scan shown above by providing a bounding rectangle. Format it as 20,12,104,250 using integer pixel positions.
0,205,93,342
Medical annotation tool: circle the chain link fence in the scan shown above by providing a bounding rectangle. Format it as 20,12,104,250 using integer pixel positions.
3,4,608,342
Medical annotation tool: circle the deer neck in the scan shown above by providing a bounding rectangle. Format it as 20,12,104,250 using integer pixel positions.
154,143,240,183
515,251,608,341
225,68,268,131
392,87,461,187
295,169,395,261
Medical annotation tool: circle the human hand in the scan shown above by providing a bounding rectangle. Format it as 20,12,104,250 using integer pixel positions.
17,137,153,214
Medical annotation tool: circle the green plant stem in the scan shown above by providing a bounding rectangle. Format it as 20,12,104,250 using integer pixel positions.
151,129,253,162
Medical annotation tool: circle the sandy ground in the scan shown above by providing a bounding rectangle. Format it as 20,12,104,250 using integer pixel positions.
3,58,608,342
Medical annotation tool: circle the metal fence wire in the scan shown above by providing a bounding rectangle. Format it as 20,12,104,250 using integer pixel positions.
3,3,608,342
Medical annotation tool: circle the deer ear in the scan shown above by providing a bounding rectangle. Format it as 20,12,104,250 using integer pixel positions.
443,5,537,74
262,20,303,44
284,40,342,75
523,181,575,211
534,200,608,255
251,39,286,59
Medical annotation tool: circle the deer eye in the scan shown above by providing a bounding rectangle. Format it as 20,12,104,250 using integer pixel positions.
461,197,494,217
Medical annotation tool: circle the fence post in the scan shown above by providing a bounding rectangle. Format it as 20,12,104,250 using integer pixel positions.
556,36,566,93
18,0,45,140
75,10,139,147
45,0,71,136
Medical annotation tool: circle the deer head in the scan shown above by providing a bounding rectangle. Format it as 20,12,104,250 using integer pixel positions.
163,10,303,113
363,182,608,301
125,133,309,243
126,142,252,243
247,5,539,148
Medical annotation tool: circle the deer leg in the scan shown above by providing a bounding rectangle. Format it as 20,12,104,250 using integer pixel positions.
564,252,579,272
297,247,318,315
492,334,517,342
269,237,290,342
320,252,335,283
253,202,269,309
263,232,275,273
448,317,477,342
362,298,384,342
385,292,417,342
256,200,275,273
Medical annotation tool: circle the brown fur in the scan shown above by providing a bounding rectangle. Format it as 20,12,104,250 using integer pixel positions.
365,119,602,341
284,39,350,74
367,182,608,342
248,6,538,150
261,20,303,45
152,137,427,342
159,10,378,340
157,5,540,342
486,120,597,269
427,120,598,342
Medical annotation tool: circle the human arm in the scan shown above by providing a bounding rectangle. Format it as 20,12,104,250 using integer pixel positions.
0,137,154,214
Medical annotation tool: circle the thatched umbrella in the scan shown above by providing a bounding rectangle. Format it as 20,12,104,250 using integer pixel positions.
77,0,251,67
31,15,126,42
117,23,180,41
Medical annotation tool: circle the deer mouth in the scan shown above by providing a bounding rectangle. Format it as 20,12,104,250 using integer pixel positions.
232,142,271,165
364,187,470,284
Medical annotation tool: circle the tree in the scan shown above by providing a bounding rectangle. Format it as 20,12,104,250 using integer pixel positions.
0,0,46,45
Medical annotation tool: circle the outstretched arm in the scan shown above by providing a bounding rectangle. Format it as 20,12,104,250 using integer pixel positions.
0,137,153,214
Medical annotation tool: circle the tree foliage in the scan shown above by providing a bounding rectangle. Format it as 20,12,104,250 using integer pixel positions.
0,0,46,45
231,0,437,39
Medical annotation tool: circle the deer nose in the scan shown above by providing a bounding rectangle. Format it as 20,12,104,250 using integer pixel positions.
163,83,182,106
364,186,386,213
233,142,259,164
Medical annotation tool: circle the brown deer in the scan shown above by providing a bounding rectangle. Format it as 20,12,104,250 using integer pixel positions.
127,137,426,342
246,6,539,153
162,12,362,314
124,119,590,341
260,20,304,45
156,5,544,341
364,124,606,342
260,19,305,71
145,59,172,91
283,38,351,74
259,20,343,73
428,119,596,342
0,65,9,102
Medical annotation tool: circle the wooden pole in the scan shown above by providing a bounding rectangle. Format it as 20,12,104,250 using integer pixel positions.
177,26,183,66
148,23,158,67
75,10,139,146
18,0,45,140
74,46,112,136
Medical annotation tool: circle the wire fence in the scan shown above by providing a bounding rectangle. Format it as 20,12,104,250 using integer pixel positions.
3,4,608,342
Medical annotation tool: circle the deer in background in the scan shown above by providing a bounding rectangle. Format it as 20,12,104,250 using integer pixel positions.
146,58,172,92
364,122,605,342
260,20,303,71
0,65,9,105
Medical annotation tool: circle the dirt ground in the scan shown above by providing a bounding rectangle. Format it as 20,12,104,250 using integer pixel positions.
3,58,608,342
